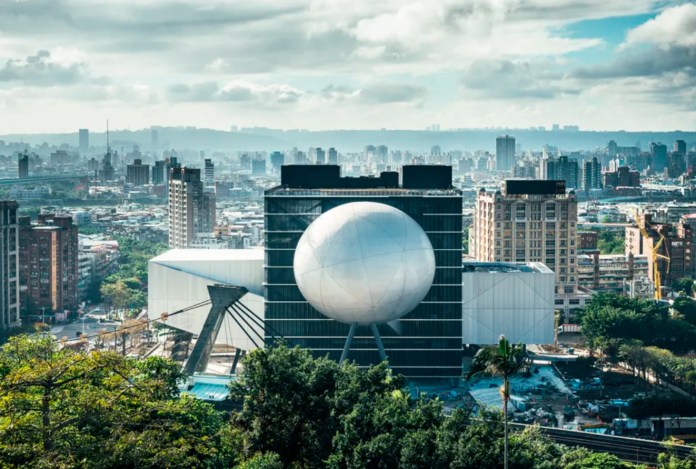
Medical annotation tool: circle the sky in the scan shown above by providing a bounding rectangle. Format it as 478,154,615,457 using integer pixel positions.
0,0,694,133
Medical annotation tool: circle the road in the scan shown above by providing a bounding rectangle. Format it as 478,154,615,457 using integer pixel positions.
51,316,118,341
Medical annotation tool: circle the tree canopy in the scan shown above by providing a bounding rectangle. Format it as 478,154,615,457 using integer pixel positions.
581,293,696,356
0,335,239,468
0,336,688,468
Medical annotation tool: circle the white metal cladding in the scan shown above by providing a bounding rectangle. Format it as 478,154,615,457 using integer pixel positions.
148,249,264,350
293,202,436,325
462,265,555,344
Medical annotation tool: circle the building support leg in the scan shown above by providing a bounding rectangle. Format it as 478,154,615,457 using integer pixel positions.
231,348,243,374
340,323,357,364
371,323,387,362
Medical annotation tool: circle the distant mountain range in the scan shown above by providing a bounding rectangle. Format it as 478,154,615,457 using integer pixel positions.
2,127,695,153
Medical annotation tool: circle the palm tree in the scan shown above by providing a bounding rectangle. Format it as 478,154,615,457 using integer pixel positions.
467,336,529,469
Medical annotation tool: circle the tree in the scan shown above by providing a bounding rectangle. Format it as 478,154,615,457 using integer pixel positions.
672,297,696,326
596,230,626,255
467,336,529,469
580,294,696,356
100,279,132,312
105,395,242,469
0,335,134,465
229,345,342,467
563,452,633,468
626,394,696,421
658,452,696,469
328,389,443,468
672,279,695,297
0,334,239,468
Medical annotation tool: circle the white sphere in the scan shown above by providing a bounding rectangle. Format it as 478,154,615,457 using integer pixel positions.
293,202,435,325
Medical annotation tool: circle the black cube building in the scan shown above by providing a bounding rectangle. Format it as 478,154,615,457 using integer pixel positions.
264,165,462,378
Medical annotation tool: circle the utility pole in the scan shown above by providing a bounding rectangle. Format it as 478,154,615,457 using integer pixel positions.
40,307,48,337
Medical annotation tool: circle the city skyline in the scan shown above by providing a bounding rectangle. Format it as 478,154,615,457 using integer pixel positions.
1,1,694,134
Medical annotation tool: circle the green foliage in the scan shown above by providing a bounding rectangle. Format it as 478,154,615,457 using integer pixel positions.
582,293,696,394
1,337,687,468
672,297,696,326
563,451,634,468
230,345,344,466
0,322,45,346
626,394,696,420
0,334,239,468
658,452,696,469
98,236,167,313
672,279,695,296
233,344,635,469
596,230,626,255
581,293,696,355
468,337,528,388
237,452,283,469
105,395,240,469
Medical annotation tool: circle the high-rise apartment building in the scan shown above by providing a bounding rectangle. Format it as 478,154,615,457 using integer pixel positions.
581,157,601,192
674,140,686,156
168,167,216,249
315,147,325,164
18,152,29,178
264,165,462,378
251,158,266,175
667,151,686,178
79,129,89,154
204,159,214,187
496,135,516,172
126,159,150,186
650,142,668,173
0,201,20,330
470,180,578,294
270,151,284,171
604,167,641,189
328,147,338,165
100,148,115,181
152,160,167,185
543,156,579,189
18,214,78,320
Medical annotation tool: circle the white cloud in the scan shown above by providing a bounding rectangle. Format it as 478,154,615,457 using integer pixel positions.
0,49,90,85
0,0,692,132
167,81,304,105
624,3,696,47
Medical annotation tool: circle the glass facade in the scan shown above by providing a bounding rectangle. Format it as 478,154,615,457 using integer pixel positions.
264,189,463,378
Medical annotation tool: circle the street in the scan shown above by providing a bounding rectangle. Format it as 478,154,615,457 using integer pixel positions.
51,316,119,342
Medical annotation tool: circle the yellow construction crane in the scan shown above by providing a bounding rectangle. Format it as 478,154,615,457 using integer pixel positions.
633,211,670,300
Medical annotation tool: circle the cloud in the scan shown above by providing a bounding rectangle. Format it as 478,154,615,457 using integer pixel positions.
0,49,88,86
167,81,304,105
167,82,221,102
0,0,693,132
462,59,579,99
624,3,696,48
574,46,696,79
574,5,696,81
320,85,359,101
569,5,696,113
357,83,426,103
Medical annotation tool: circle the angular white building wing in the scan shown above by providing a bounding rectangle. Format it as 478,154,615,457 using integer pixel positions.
462,262,555,345
148,249,264,350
